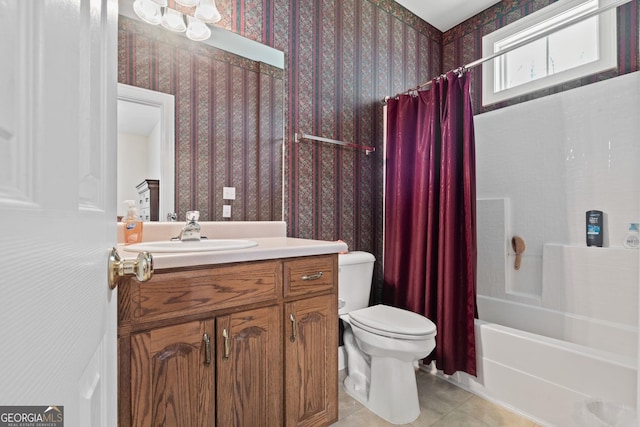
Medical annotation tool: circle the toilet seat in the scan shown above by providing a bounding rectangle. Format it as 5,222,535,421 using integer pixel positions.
348,304,436,340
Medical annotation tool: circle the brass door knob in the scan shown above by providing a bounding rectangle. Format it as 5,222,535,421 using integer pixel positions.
107,247,153,289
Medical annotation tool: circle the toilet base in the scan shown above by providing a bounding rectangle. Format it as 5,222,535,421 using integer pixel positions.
344,356,421,425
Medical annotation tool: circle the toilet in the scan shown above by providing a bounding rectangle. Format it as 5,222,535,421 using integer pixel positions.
338,251,436,425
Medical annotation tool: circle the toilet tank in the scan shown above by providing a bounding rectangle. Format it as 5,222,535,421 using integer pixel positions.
338,251,376,315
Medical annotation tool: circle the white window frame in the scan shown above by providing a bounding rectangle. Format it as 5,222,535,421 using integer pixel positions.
482,0,617,106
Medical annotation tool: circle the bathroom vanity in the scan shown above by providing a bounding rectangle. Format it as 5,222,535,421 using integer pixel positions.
115,225,345,427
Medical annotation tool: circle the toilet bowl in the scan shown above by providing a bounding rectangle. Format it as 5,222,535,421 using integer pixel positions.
338,252,437,425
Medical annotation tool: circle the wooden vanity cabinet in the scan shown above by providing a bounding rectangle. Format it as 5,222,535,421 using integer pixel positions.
118,254,338,427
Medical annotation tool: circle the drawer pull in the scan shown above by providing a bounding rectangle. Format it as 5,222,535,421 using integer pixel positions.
290,314,297,342
222,328,230,360
301,272,323,281
203,333,211,365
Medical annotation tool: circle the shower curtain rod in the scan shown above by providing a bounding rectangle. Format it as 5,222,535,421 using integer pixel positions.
385,0,633,102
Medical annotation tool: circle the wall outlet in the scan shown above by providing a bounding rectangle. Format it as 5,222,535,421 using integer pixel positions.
223,187,236,200
222,205,231,218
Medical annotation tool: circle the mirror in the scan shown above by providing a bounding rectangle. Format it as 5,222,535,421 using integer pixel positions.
117,1,285,221
117,84,175,220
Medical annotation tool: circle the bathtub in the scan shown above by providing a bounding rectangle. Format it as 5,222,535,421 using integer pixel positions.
430,295,637,427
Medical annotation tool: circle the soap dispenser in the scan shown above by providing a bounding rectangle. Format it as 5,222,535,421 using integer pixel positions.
123,200,143,244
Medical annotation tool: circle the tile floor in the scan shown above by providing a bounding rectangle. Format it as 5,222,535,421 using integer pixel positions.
332,369,541,427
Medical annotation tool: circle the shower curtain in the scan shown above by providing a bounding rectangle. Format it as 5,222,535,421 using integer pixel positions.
383,71,477,376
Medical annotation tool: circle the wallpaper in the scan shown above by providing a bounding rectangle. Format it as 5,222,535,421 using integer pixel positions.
281,0,441,301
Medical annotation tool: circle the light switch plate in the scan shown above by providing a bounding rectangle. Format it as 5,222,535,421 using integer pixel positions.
222,205,231,218
223,187,236,200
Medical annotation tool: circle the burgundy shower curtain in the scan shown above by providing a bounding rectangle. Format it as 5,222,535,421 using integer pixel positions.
383,72,477,376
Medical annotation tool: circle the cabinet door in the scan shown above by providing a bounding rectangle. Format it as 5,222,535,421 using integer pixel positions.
130,319,215,427
285,295,338,426
217,305,283,426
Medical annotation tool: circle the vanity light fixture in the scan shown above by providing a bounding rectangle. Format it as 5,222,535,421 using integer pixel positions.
185,15,211,41
161,7,187,32
132,0,220,41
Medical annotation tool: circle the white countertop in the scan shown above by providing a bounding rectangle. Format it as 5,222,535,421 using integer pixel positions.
117,237,348,270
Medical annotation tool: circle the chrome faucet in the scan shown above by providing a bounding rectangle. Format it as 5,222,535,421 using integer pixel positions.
177,210,201,241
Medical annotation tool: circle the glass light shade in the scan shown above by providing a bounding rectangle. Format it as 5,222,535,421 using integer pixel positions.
161,8,186,32
194,0,221,23
175,0,198,6
133,0,162,25
186,16,211,41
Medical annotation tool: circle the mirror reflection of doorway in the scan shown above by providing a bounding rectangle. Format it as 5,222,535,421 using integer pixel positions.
117,84,175,221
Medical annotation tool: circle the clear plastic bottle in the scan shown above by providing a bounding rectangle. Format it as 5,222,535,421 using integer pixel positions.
624,222,639,249
123,200,143,244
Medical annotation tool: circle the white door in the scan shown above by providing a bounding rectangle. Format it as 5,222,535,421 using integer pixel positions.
0,1,118,426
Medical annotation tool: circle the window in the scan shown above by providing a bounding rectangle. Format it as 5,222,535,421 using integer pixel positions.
482,0,617,106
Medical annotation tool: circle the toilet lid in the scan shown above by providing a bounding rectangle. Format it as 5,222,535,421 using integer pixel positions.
348,305,436,340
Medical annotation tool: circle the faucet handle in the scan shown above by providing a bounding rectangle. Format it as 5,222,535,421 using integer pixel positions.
186,210,200,222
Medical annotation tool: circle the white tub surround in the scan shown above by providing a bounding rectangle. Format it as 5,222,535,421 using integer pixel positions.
466,72,640,427
434,319,636,427
116,221,348,269
478,294,638,359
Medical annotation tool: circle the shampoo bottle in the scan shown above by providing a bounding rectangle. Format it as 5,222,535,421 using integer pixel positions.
123,200,143,244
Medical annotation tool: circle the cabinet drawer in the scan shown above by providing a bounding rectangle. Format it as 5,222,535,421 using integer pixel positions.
128,260,282,324
284,255,335,298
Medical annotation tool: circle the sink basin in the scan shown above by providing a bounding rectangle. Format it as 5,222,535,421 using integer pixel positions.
124,239,258,253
